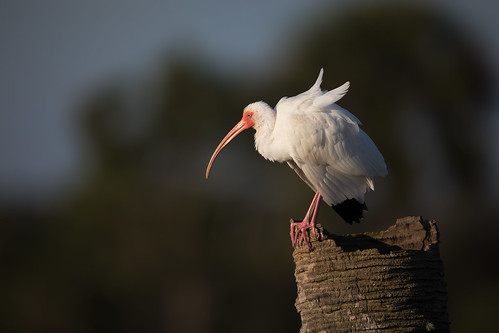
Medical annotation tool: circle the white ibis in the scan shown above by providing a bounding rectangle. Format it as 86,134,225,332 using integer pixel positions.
206,69,387,247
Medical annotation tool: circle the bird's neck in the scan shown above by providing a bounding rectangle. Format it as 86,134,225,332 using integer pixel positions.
253,107,287,162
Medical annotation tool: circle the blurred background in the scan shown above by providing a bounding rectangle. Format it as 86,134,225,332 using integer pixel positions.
1,0,498,332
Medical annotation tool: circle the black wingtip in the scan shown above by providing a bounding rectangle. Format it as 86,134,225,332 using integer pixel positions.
332,199,368,224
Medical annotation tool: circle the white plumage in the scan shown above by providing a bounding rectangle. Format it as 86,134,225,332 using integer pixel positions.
249,69,386,206
206,68,387,247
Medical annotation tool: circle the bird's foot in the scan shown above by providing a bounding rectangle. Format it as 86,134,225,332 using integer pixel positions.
291,191,322,249
290,219,318,249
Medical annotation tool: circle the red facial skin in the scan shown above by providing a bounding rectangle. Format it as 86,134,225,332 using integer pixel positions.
242,111,255,127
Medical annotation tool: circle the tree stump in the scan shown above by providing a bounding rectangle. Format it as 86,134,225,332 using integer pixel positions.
292,216,449,332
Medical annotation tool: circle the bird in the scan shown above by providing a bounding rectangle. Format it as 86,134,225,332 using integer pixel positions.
206,69,387,247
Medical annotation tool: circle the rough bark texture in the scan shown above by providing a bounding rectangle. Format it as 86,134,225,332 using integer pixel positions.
293,216,449,332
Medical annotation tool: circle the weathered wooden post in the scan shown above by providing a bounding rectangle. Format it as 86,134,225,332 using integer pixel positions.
292,216,449,332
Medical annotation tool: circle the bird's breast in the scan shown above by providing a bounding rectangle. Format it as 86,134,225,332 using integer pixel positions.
254,131,291,163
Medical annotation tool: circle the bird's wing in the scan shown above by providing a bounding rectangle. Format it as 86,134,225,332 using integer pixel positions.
286,109,387,206
276,69,352,121
275,69,386,205
298,68,349,103
297,162,372,205
313,81,350,107
302,68,324,95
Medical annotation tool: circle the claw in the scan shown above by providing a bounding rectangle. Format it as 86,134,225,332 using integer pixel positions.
291,219,319,248
290,191,322,248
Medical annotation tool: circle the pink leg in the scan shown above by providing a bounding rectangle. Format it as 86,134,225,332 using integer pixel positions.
290,191,322,248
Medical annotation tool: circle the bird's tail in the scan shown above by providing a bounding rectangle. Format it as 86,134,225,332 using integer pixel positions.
332,199,367,224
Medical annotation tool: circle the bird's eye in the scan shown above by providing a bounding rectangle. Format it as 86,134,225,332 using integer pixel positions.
247,113,252,118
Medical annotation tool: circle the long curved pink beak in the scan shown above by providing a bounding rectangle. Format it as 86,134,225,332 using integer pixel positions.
206,120,251,179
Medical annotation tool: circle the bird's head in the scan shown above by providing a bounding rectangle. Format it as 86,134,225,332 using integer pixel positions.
205,102,273,179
